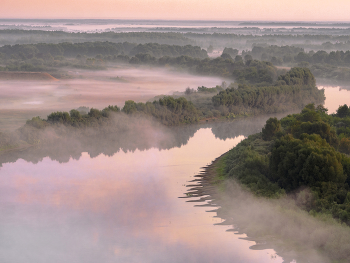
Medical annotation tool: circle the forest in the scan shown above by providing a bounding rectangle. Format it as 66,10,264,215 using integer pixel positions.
0,67,324,153
4,29,350,51
211,67,324,115
0,41,208,59
4,38,350,82
220,103,350,225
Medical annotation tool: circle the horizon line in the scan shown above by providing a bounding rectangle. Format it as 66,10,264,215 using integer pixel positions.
1,18,350,23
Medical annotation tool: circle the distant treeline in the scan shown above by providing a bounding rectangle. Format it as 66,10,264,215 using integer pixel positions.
242,45,304,64
0,30,195,46
26,96,199,131
0,67,325,153
212,68,324,115
0,41,208,59
3,30,350,53
240,45,350,81
243,45,350,66
0,43,279,83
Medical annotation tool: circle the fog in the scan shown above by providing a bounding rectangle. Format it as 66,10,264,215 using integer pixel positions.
0,119,284,263
2,20,350,55
190,167,350,263
2,19,350,263
0,66,227,131
0,112,293,168
1,108,347,262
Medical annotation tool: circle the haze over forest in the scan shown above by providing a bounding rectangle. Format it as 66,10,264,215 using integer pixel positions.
2,0,350,262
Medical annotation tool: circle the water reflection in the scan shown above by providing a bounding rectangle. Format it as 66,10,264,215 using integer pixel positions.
316,79,350,114
320,86,350,114
0,112,291,168
187,167,333,263
0,126,282,263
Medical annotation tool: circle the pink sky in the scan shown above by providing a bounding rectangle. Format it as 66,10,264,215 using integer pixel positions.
1,0,350,21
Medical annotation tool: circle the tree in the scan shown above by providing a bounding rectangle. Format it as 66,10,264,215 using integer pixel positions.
222,47,238,58
244,54,253,62
270,134,346,191
185,87,195,95
235,55,243,62
221,53,232,60
207,45,214,53
122,100,137,114
337,104,349,118
262,117,281,141
69,109,81,120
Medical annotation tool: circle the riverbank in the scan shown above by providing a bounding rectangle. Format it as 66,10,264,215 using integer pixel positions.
192,151,350,263
190,103,350,262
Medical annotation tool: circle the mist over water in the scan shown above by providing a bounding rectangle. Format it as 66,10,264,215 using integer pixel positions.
0,122,284,263
1,52,350,261
320,85,350,113
0,67,226,131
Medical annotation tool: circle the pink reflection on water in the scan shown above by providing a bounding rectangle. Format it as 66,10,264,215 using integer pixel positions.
0,128,281,263
321,86,350,114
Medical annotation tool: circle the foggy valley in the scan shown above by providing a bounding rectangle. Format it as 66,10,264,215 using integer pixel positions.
1,15,350,263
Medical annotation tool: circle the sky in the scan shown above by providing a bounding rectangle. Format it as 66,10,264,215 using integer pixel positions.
1,0,350,21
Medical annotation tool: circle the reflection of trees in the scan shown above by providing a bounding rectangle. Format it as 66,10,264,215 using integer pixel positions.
317,78,350,91
0,112,295,167
209,111,295,140
187,165,330,263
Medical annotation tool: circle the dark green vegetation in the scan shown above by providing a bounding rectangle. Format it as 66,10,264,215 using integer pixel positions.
241,45,350,81
0,41,280,82
0,30,195,46
212,67,324,116
243,45,304,65
221,103,350,224
0,41,208,59
0,67,324,152
0,42,208,72
4,29,350,50
32,96,198,129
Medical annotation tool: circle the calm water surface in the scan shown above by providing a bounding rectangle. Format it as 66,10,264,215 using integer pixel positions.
1,84,350,263
0,125,283,263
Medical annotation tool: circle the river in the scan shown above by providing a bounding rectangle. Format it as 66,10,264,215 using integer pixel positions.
0,85,349,263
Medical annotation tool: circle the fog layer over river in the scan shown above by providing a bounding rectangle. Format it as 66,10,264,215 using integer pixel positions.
0,118,284,263
0,67,226,131
1,73,350,262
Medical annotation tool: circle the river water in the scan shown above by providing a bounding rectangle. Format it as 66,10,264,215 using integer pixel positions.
0,85,349,263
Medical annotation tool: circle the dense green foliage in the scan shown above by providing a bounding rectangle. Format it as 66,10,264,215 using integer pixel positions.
0,30,195,46
222,103,350,224
222,47,238,58
4,29,350,51
261,117,281,141
0,68,325,156
28,96,199,129
212,68,324,115
0,41,207,59
240,45,350,81
121,97,199,125
243,45,350,66
243,45,304,64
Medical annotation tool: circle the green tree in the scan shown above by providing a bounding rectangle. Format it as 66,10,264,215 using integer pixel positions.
270,134,346,191
262,117,281,141
337,104,349,118
122,100,137,114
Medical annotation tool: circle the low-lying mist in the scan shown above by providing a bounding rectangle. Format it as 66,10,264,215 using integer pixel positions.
192,170,350,263
0,111,294,168
0,67,227,131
